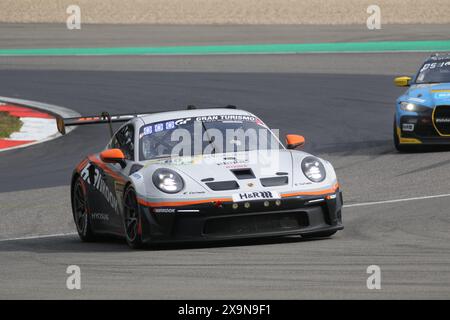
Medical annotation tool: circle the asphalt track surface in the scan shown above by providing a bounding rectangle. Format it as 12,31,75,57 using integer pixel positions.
0,24,449,299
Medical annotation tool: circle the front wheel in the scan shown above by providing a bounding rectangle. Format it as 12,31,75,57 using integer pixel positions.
123,186,144,249
72,177,97,242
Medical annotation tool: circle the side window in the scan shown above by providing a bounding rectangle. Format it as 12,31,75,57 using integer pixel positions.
111,124,135,161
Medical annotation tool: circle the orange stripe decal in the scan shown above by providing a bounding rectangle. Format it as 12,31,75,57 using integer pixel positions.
281,183,339,198
138,197,232,208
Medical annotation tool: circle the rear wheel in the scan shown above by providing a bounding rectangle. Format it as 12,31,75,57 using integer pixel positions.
72,177,97,242
123,187,144,249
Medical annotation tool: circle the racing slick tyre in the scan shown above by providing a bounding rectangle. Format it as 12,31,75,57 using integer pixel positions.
301,230,337,239
123,186,144,249
72,176,97,242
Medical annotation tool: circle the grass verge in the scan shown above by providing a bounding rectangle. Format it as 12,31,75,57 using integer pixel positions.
0,111,22,138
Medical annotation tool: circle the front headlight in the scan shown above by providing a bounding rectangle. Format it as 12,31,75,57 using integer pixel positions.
152,168,184,193
301,156,326,182
399,101,429,112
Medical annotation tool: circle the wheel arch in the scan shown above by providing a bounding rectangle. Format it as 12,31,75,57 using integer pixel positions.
70,171,81,207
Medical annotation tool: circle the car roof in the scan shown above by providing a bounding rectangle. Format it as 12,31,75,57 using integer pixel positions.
139,108,255,124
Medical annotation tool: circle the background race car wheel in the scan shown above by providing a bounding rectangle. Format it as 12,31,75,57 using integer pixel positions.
123,186,144,249
72,177,97,242
301,230,337,239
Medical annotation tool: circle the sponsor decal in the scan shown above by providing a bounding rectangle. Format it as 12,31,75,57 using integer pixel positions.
182,191,206,195
420,60,450,72
195,115,256,122
143,126,153,135
408,97,426,103
154,123,164,132
402,123,415,131
131,172,143,180
430,55,450,61
295,182,313,186
165,121,175,130
142,155,204,167
170,155,204,165
232,190,280,202
142,115,256,137
435,118,450,123
224,164,249,169
153,208,176,213
175,118,192,125
80,163,119,214
434,92,450,99
91,213,109,221
216,156,249,166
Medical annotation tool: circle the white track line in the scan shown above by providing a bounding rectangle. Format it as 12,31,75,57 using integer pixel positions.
0,232,77,242
2,193,450,242
344,193,450,208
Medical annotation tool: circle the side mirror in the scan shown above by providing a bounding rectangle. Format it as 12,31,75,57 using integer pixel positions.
100,148,126,168
394,76,411,87
285,134,305,149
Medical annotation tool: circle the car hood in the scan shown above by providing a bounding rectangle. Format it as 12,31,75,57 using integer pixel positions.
407,83,450,106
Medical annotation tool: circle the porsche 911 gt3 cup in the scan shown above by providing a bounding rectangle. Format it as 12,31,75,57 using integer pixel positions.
394,53,450,151
58,106,343,249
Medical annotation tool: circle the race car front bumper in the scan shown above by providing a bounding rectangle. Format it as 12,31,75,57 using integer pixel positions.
138,190,344,243
398,110,450,144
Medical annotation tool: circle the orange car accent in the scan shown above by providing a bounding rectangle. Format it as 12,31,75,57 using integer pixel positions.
77,116,101,122
88,155,127,183
100,148,125,162
281,183,339,198
138,197,233,208
285,134,305,148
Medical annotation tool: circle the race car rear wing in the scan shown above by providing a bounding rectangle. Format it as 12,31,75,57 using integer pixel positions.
56,111,165,136
56,105,238,136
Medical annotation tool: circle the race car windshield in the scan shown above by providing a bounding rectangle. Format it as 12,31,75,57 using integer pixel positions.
139,115,282,160
415,59,450,84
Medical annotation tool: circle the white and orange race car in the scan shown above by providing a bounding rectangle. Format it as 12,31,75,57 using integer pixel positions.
58,106,343,249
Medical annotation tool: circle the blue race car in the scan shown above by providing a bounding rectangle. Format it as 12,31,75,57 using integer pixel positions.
394,53,450,151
